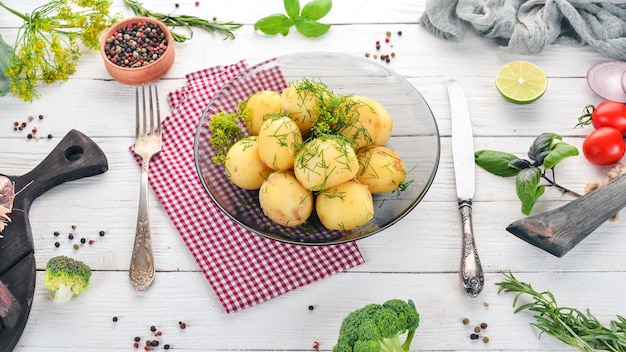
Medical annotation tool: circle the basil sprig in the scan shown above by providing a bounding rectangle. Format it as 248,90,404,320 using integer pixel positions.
254,0,332,37
475,132,580,215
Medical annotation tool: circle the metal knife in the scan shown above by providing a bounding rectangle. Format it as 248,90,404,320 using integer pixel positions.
447,79,484,297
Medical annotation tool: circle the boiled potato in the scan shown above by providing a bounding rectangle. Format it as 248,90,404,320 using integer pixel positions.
294,136,359,191
281,80,329,133
257,114,303,171
339,95,382,149
259,171,313,227
364,97,393,145
316,181,374,231
242,90,282,136
224,136,272,190
356,146,407,193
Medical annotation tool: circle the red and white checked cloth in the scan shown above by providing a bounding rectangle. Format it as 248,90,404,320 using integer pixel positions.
131,61,364,313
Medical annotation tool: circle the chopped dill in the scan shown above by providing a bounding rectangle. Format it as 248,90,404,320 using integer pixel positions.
208,111,245,164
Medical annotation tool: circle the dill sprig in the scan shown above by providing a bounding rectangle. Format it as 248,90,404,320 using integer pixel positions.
0,0,117,101
123,0,242,42
496,271,626,351
208,111,245,164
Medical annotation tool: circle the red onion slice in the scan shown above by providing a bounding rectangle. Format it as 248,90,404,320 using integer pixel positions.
587,61,626,103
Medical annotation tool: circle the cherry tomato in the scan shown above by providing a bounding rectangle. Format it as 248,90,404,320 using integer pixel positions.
589,101,626,135
582,126,626,165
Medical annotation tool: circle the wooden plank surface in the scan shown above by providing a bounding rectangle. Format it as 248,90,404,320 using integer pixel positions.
1,0,625,351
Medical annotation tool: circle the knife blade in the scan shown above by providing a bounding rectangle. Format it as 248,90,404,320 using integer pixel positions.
447,79,484,297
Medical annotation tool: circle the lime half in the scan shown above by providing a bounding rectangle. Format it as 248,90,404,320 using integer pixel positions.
495,61,547,104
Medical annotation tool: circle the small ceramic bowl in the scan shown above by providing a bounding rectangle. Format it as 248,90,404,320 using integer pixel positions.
100,16,175,86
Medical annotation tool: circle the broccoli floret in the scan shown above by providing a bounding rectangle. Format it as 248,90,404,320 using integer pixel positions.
43,255,92,304
333,299,420,352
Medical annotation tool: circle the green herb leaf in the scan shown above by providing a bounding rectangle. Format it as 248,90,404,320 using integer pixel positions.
255,0,332,37
284,0,301,19
474,150,521,177
543,142,579,170
528,132,561,162
294,16,331,37
301,0,332,20
254,14,294,36
0,34,12,97
516,167,544,215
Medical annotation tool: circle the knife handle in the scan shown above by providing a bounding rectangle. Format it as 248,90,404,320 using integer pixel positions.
458,199,484,297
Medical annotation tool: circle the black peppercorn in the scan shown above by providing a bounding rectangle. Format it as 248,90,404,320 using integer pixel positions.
112,316,118,322
68,233,74,240
54,242,60,248
470,333,480,340
150,325,156,332
308,305,314,311
99,230,106,237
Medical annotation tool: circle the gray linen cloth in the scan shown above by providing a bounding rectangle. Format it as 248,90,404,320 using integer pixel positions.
420,0,626,59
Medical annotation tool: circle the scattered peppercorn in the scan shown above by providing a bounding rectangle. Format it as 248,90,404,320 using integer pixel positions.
146,340,152,346
462,317,470,325
73,244,79,250
113,316,118,322
470,333,480,340
155,331,162,337
397,31,402,36
174,3,179,8
375,44,381,50
308,305,315,311
38,114,44,120
134,342,139,349
483,336,490,343
71,224,77,230
151,340,159,347
99,230,106,237
47,134,53,139
386,31,392,37
80,237,86,244
474,326,481,333
480,322,488,329
178,321,186,329
54,241,60,248
164,345,170,350
89,239,96,245
144,346,151,351
134,337,141,342
27,134,33,139
53,231,59,236
150,325,157,332
195,1,200,6
68,233,74,240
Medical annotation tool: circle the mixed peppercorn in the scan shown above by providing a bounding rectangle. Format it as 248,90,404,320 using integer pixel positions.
462,317,490,344
104,21,169,68
52,224,106,250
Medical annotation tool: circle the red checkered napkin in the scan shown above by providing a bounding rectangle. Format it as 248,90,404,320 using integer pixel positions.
131,60,364,313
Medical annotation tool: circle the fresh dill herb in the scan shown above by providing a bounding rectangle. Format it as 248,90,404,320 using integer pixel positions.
0,0,118,101
124,0,242,42
497,271,626,352
208,111,245,164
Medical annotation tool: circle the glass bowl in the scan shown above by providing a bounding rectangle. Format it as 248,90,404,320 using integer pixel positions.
193,52,440,245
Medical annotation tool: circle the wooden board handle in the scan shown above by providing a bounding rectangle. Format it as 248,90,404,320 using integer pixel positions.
506,174,626,257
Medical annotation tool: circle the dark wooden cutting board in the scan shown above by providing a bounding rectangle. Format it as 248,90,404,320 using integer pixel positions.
0,129,108,352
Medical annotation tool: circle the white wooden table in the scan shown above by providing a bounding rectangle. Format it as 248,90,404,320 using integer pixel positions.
2,1,625,351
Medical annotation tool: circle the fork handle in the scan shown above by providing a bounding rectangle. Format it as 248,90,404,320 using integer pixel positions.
129,158,156,290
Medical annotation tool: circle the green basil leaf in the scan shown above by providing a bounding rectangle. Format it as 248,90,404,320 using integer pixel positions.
294,16,330,37
254,14,293,36
284,0,301,19
528,132,561,162
542,142,579,170
516,167,545,215
0,34,12,97
301,0,332,20
474,150,521,177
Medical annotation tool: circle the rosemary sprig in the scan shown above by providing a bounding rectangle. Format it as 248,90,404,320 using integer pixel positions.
123,0,242,42
496,271,626,351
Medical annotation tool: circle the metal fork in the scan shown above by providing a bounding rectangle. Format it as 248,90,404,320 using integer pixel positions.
129,84,162,291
